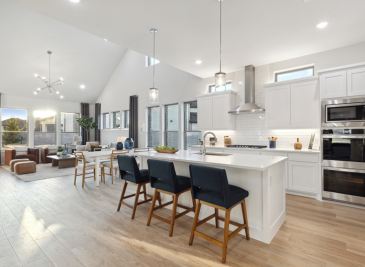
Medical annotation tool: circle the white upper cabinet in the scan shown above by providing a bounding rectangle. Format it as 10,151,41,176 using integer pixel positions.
347,67,365,97
290,80,319,128
319,71,347,99
264,76,319,129
318,62,365,99
197,91,236,131
197,96,213,130
265,84,291,129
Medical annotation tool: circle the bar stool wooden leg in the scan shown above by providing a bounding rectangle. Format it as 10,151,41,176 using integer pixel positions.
189,200,201,245
74,169,77,185
169,194,179,237
117,181,128,211
215,208,219,228
222,209,231,263
143,184,147,201
131,184,142,219
157,192,162,206
241,200,250,240
190,189,196,210
147,189,158,226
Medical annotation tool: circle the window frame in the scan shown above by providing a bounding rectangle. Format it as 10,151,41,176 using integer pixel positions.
1,108,29,147
147,106,160,147
164,103,179,149
183,101,201,150
122,110,130,129
60,112,81,145
208,81,232,93
111,111,121,130
101,112,110,130
275,66,314,82
34,110,57,146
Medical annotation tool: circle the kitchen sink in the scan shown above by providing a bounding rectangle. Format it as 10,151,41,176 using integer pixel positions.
193,152,232,156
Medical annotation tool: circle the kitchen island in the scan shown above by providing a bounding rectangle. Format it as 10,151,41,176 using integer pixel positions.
128,150,287,244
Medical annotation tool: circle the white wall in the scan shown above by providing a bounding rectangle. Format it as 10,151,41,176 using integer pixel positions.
97,41,365,149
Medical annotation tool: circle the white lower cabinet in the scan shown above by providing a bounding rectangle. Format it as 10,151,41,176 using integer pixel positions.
288,161,318,194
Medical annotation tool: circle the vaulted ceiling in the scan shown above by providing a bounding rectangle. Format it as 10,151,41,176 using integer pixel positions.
6,0,365,79
0,0,126,103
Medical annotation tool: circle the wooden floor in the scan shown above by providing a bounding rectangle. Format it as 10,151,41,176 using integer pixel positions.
1,168,365,267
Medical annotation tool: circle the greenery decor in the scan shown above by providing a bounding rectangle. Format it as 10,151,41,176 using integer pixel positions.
76,116,98,142
2,117,26,146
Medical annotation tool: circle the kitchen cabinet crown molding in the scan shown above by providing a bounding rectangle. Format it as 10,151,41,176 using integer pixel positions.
264,76,318,88
196,90,237,98
317,62,365,74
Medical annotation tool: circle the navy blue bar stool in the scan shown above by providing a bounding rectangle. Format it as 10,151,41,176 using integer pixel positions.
189,164,250,263
147,159,195,237
117,155,161,219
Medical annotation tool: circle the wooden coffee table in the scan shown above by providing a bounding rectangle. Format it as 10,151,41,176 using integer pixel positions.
47,155,76,169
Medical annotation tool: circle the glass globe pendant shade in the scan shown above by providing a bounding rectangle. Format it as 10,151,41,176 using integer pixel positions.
149,88,159,104
215,72,226,91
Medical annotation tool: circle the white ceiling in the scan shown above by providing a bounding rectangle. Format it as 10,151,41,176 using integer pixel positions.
0,0,126,103
6,0,365,79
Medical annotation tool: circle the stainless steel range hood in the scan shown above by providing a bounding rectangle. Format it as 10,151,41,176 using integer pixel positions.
228,65,265,114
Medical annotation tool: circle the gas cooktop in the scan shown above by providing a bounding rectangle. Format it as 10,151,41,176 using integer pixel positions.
226,145,267,149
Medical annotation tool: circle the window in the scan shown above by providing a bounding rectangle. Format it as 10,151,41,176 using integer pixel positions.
184,102,201,150
148,106,160,147
164,104,179,149
102,112,110,129
146,56,160,67
123,110,129,129
60,112,80,145
34,111,56,145
208,82,232,93
1,108,28,147
275,66,314,82
112,111,120,129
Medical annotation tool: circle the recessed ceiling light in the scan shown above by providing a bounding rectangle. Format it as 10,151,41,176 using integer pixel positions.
60,96,64,99
56,91,60,94
316,21,328,29
239,82,243,84
60,77,63,81
34,74,38,77
104,39,107,41
37,88,41,91
70,0,80,3
80,85,85,89
34,92,38,95
195,60,202,65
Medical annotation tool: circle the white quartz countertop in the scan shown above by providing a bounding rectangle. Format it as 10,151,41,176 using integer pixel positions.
191,145,320,154
128,150,287,171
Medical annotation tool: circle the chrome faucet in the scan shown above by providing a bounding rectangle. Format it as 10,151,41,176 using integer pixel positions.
201,132,217,156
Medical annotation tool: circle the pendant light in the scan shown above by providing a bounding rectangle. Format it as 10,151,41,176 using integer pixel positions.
215,0,226,90
149,28,159,104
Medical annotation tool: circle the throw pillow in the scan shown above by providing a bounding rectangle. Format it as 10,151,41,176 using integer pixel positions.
90,146,101,152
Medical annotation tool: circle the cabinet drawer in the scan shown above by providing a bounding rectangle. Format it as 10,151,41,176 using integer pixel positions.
288,153,319,163
224,150,260,155
261,152,288,157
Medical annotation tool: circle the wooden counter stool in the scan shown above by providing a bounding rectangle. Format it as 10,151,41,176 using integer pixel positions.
117,155,159,219
147,159,195,237
188,164,250,263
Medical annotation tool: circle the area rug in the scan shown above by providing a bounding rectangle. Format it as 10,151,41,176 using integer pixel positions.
1,164,75,182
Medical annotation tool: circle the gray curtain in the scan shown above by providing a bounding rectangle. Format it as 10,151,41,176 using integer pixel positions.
95,103,101,142
129,95,138,148
80,103,89,145
0,94,1,164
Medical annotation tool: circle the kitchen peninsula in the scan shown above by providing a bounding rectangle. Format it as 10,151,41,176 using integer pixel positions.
128,150,287,244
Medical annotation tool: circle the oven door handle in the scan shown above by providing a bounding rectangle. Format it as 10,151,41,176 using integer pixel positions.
322,135,365,138
323,166,365,173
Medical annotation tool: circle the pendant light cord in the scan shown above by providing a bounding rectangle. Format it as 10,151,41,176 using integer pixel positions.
153,31,155,88
219,0,222,73
49,53,51,85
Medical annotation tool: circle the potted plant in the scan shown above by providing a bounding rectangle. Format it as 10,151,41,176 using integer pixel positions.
76,116,98,143
57,146,64,156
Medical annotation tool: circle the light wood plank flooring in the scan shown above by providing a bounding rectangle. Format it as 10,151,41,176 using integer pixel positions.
1,167,365,267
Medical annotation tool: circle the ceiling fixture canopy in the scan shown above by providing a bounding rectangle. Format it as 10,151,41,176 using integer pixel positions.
215,0,226,91
34,51,63,98
149,28,159,104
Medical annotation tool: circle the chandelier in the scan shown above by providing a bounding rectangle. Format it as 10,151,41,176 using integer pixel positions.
214,0,226,90
34,51,64,98
149,28,159,104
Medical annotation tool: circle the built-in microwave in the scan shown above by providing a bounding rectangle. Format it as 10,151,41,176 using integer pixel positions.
322,98,365,127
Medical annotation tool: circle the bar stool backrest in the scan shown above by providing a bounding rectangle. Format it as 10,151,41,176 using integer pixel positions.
147,159,179,193
117,155,143,183
189,165,231,203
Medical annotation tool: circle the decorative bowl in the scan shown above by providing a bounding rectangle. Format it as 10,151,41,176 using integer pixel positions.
154,149,179,154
